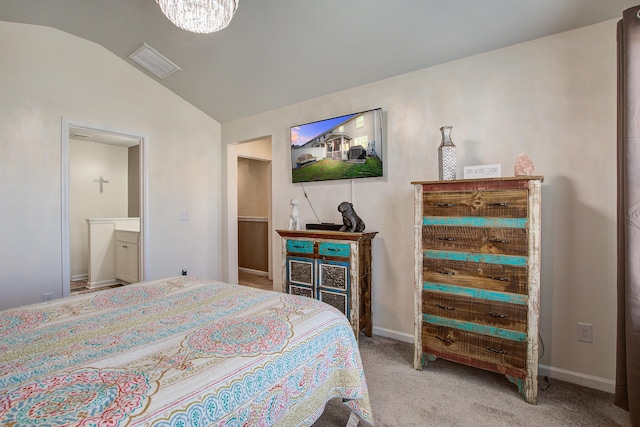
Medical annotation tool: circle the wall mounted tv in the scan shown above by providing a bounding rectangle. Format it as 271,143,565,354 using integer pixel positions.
290,108,383,183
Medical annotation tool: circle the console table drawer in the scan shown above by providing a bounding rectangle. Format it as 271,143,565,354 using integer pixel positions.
319,289,348,316
287,257,314,285
318,242,351,257
286,239,314,254
319,261,349,291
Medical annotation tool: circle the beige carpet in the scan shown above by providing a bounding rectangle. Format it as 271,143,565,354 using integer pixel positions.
313,335,631,427
238,270,274,291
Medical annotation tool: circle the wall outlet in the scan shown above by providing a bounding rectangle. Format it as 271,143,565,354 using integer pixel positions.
182,269,187,276
577,322,593,343
42,292,54,301
179,211,189,221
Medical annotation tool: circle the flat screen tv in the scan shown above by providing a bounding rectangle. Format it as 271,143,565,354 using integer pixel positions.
290,108,383,183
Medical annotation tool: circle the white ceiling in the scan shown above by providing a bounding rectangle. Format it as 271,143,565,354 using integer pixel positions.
1,0,637,123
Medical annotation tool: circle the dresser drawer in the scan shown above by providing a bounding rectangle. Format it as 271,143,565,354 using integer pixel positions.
318,242,351,258
422,323,527,376
286,239,314,254
424,258,529,295
424,190,528,218
422,226,527,255
422,290,527,332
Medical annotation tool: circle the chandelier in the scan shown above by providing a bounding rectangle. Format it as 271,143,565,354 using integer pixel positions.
156,0,238,34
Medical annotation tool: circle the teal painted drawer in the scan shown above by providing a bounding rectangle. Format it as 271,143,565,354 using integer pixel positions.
286,239,314,254
318,242,351,257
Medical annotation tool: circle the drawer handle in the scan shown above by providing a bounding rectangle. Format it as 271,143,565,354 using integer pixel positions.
326,248,341,252
487,275,510,282
436,203,456,207
488,202,509,207
487,347,507,355
435,335,454,346
436,270,454,275
436,304,455,311
488,238,510,243
437,237,456,241
488,312,509,319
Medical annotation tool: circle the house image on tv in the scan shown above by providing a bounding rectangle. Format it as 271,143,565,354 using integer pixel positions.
291,109,382,168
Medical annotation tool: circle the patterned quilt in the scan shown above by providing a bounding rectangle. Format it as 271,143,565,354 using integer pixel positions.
0,276,373,426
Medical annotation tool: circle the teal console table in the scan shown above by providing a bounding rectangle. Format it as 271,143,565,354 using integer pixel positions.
276,229,377,338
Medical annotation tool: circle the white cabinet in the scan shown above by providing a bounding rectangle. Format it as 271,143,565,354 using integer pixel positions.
115,230,139,284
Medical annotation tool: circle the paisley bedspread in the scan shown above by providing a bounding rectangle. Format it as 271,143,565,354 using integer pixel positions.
0,276,373,426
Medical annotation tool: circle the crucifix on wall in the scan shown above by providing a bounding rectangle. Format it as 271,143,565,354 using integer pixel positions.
94,176,109,193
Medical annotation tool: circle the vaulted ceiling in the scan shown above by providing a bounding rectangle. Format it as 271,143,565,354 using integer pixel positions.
1,0,637,123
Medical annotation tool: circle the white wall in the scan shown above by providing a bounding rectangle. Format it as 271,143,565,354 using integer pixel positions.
222,21,619,391
0,22,222,309
70,140,129,280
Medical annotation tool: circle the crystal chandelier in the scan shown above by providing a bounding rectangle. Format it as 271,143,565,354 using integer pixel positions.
156,0,238,34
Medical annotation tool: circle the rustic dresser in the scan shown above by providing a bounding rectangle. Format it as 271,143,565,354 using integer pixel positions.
276,229,377,338
412,177,542,403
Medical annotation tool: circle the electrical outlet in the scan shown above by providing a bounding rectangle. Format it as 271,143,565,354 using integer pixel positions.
182,269,187,276
179,211,189,221
42,292,54,301
577,322,593,343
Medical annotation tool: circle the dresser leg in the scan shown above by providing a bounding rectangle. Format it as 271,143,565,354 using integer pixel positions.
506,375,537,404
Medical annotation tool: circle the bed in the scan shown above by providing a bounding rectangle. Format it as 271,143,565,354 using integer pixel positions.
0,276,373,426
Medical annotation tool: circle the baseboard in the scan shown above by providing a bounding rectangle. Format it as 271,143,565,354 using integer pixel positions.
538,364,615,394
371,326,615,393
87,279,121,289
71,273,88,281
238,267,268,276
372,326,413,343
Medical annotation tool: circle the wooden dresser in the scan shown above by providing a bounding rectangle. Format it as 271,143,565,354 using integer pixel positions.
412,177,542,403
276,230,377,338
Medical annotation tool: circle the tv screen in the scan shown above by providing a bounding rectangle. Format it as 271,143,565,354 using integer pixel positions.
290,108,383,183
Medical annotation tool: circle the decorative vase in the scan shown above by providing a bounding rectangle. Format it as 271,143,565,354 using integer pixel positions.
438,126,456,180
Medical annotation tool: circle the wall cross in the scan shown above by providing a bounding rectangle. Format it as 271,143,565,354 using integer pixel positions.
94,176,109,193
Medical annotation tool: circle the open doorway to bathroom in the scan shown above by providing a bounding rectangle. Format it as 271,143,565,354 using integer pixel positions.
61,119,147,298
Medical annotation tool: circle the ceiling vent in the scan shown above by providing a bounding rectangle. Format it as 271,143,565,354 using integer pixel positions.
127,42,181,79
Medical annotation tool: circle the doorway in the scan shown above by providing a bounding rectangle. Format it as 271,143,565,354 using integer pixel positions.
226,136,273,290
61,119,148,298
237,156,272,290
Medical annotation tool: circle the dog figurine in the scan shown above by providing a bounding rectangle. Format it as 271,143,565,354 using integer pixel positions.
338,201,365,232
289,198,301,230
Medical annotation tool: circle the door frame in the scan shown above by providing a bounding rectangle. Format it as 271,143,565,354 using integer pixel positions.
61,118,149,297
225,137,273,286
237,155,272,279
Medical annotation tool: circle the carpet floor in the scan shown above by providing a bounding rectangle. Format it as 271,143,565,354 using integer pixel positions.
313,335,631,427
238,270,273,291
